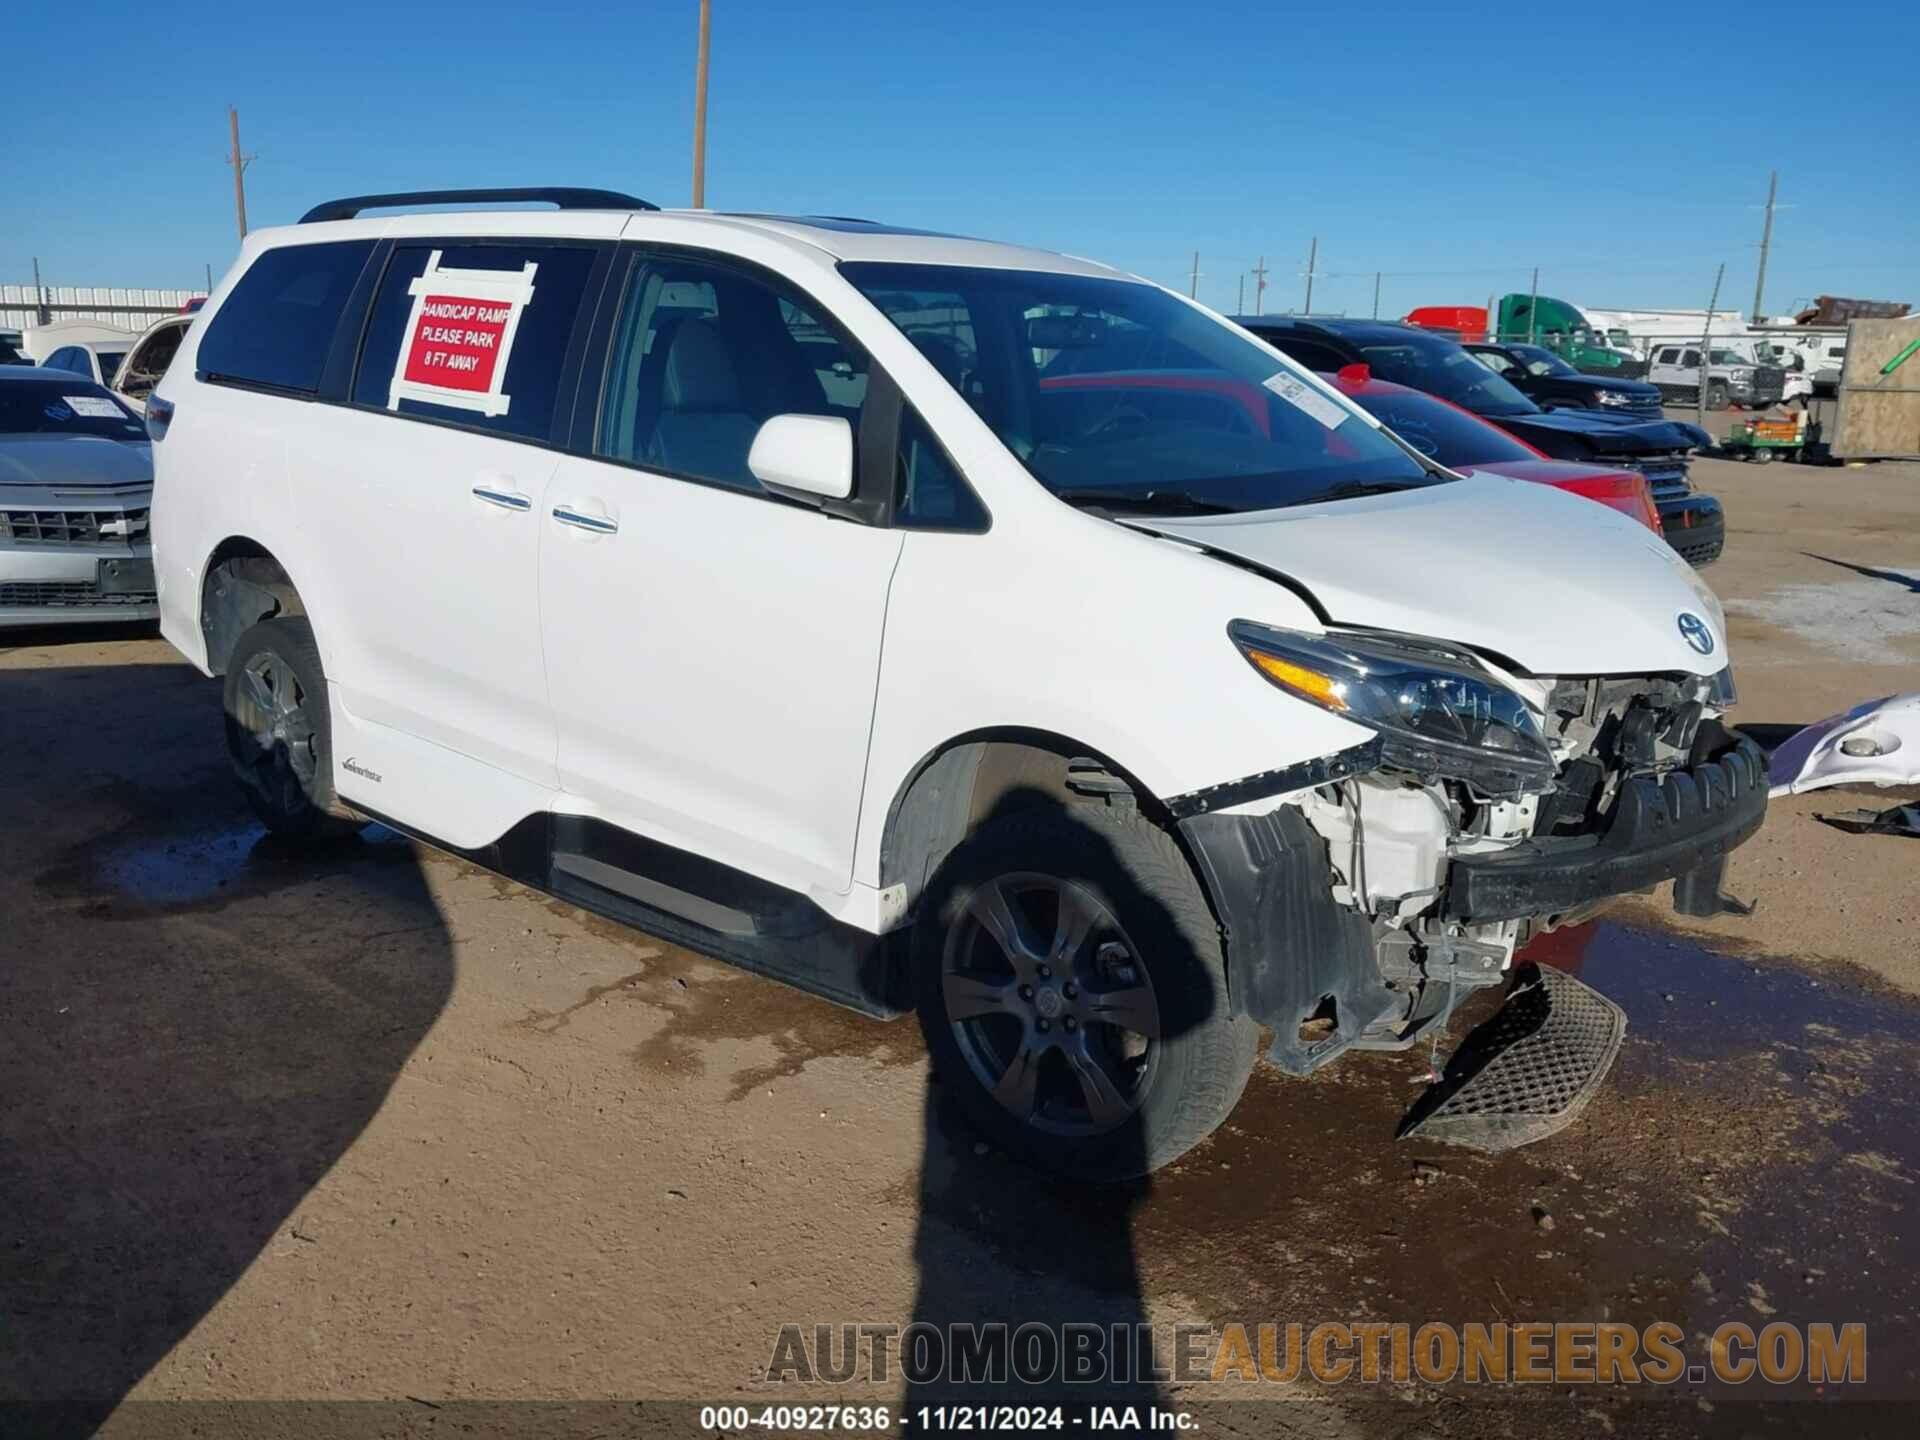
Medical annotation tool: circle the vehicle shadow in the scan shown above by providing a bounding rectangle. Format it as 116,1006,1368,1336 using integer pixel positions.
0,660,453,1437
1802,552,1920,593
894,790,1209,1413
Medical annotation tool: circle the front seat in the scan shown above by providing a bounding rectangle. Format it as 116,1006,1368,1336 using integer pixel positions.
647,319,763,488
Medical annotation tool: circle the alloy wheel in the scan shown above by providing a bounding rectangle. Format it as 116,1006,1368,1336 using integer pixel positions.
941,872,1160,1137
236,649,319,816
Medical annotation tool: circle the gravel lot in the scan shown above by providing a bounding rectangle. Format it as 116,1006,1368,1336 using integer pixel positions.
4,453,1917,1438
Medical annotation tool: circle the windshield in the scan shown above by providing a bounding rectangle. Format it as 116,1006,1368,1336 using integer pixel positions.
1510,344,1579,377
1344,384,1537,468
840,263,1441,514
1709,349,1749,367
1350,332,1540,418
0,376,146,439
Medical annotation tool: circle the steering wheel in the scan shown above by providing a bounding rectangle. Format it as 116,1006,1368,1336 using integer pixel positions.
1085,404,1151,439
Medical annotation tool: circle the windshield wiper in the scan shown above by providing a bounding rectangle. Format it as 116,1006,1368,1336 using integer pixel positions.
1307,479,1427,502
1052,487,1238,516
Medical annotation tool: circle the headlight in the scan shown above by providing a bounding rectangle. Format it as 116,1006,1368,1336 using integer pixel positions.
1229,621,1557,797
1730,368,1753,382
1707,665,1737,708
1596,390,1631,407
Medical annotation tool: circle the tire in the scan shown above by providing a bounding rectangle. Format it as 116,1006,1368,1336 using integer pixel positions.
222,617,362,841
912,803,1258,1182
1706,381,1730,411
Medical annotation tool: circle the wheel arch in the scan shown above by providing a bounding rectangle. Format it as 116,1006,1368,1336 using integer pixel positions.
199,537,310,677
876,727,1179,925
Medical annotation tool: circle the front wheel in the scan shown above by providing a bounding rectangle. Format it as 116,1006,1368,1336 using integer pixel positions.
223,617,363,841
1706,381,1731,410
913,804,1257,1181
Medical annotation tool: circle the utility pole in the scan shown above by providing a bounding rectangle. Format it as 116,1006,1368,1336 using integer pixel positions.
691,0,712,208
1372,271,1382,320
32,257,48,325
1188,250,1200,299
227,106,249,241
1302,236,1318,314
1236,274,1245,313
1526,266,1540,343
1697,262,1725,429
1251,255,1268,315
1751,169,1778,322
205,262,213,293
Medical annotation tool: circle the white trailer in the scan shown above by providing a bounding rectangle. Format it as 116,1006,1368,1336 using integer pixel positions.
1581,306,1750,360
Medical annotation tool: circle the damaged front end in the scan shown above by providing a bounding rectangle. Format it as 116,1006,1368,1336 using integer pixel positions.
1175,624,1767,1088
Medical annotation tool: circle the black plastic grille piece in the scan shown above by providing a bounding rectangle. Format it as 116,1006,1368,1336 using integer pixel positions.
0,582,155,608
0,508,147,547
1401,964,1626,1151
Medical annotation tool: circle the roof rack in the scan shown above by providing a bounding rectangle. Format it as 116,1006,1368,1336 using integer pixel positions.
299,188,659,224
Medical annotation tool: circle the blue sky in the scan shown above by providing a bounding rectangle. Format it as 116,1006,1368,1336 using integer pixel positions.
9,1,1915,320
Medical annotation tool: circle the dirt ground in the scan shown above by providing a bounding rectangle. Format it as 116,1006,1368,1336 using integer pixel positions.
3,455,1918,1439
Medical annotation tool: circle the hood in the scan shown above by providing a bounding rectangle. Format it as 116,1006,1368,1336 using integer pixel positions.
1142,474,1726,676
0,434,153,490
1500,408,1701,456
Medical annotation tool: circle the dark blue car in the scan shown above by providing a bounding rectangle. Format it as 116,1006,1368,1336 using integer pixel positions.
1234,316,1724,566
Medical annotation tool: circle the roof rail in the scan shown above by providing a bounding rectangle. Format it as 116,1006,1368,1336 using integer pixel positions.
299,187,659,224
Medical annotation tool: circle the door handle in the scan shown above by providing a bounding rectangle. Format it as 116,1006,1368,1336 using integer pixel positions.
472,484,532,511
552,505,619,535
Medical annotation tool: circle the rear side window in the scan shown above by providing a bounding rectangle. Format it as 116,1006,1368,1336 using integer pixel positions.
352,243,598,443
197,241,376,393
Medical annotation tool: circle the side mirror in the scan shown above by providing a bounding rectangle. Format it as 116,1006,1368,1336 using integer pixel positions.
748,413,854,502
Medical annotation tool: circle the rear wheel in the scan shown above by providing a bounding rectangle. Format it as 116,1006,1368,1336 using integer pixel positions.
913,804,1257,1181
223,617,362,841
1706,381,1731,410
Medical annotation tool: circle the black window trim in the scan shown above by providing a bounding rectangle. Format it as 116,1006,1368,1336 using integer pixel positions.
335,234,618,454
568,240,990,533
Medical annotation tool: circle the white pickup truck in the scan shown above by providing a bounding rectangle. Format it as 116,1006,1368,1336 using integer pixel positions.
1647,342,1791,410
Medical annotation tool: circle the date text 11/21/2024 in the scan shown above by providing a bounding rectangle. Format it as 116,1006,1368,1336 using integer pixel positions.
696,1404,1197,1432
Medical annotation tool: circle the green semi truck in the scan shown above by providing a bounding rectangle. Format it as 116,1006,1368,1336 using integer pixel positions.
1494,295,1648,377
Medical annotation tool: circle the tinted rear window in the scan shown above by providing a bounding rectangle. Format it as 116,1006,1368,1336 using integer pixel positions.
1349,386,1535,468
197,241,376,393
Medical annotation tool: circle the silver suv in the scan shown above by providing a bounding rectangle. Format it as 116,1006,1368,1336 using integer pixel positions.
0,369,156,627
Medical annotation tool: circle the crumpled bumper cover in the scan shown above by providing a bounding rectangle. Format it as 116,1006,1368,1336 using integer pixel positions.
1442,738,1768,922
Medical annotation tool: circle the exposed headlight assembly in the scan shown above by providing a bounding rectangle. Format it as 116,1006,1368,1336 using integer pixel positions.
1595,390,1631,407
1229,620,1557,797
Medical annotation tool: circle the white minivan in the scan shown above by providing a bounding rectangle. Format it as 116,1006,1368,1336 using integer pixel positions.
151,189,1765,1178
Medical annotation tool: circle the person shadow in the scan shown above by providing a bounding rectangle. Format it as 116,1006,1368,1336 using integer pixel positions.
891,788,1219,1421
0,655,453,1438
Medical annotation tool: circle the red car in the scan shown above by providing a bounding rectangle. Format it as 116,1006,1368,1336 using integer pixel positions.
1325,365,1661,534
1034,363,1661,534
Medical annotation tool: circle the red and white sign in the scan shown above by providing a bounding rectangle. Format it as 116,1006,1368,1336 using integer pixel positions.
387,250,538,418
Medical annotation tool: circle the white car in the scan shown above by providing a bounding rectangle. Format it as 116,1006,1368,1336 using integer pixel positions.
39,339,132,389
151,189,1765,1178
